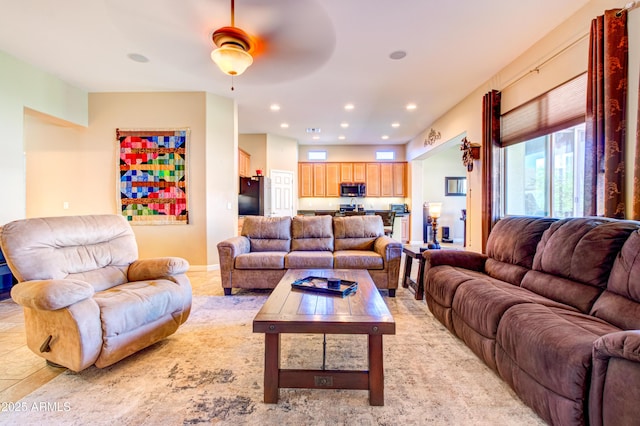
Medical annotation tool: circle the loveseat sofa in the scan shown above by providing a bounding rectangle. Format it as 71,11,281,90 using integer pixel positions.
0,214,192,372
217,215,402,296
423,216,640,425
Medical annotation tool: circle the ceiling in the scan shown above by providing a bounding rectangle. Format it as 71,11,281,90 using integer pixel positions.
0,0,589,146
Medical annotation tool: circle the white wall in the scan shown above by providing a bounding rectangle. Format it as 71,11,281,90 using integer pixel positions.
0,50,88,224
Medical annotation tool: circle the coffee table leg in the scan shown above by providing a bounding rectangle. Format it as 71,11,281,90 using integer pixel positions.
416,257,425,300
264,333,280,403
368,334,384,406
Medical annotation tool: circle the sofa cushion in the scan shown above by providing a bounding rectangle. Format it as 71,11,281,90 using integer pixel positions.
334,250,383,269
333,216,383,251
496,304,619,417
485,216,557,285
291,215,334,251
591,230,640,330
235,252,286,270
241,216,291,252
453,279,578,341
94,279,186,338
531,217,638,289
285,251,334,269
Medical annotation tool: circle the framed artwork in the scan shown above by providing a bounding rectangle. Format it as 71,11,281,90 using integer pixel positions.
445,176,467,196
117,128,189,225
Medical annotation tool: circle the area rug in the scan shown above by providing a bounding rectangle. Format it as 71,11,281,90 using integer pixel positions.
3,281,544,425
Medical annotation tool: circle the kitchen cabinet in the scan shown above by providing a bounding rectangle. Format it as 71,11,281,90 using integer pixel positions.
239,149,251,177
298,161,407,198
393,162,406,197
366,163,381,197
313,163,326,197
299,163,314,197
340,163,353,182
353,163,366,182
380,163,394,197
326,163,341,197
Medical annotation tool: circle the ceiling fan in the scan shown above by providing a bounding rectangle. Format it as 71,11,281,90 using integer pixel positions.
210,0,255,77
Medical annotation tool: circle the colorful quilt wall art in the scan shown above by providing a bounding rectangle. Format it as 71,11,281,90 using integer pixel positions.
117,129,189,225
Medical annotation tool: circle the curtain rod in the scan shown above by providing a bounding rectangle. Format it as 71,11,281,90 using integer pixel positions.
499,33,589,93
617,1,639,17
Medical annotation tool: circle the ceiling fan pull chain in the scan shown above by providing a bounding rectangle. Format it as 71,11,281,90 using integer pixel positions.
231,75,235,91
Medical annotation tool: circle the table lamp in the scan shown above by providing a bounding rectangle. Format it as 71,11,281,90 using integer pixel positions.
427,202,442,249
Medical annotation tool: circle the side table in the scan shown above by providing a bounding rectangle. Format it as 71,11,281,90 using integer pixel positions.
402,245,428,300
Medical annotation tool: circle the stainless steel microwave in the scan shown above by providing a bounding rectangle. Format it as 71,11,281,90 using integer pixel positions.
340,183,366,197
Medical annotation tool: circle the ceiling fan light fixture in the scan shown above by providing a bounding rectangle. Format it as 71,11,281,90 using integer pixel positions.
211,44,253,76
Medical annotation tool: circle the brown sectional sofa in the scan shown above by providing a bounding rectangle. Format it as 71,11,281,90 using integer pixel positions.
423,216,640,426
217,214,402,296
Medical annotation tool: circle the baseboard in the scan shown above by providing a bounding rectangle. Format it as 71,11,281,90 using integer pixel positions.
188,264,220,272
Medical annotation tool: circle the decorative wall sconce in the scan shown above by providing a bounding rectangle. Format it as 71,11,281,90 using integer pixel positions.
424,128,441,147
460,137,481,171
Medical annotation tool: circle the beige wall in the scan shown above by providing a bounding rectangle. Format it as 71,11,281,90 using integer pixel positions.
239,133,267,176
298,144,406,162
406,0,640,252
0,50,88,224
23,92,236,268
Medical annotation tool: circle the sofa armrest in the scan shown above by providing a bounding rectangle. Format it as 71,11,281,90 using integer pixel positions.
128,257,189,282
423,250,488,272
11,279,94,310
590,330,640,426
373,236,403,262
217,236,251,288
593,330,640,363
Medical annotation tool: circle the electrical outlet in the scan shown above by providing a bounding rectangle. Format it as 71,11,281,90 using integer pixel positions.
63,201,69,209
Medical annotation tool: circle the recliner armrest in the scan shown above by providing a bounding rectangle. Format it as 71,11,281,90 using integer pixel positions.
11,279,94,310
128,257,189,282
593,330,640,363
423,250,488,272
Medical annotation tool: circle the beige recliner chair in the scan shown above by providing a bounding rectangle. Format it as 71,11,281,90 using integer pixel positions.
0,214,192,372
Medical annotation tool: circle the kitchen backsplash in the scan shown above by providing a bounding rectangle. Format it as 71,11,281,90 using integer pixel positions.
298,197,408,211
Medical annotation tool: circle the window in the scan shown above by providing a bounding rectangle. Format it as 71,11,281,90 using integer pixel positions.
504,123,585,217
375,151,395,160
501,73,586,218
307,151,327,161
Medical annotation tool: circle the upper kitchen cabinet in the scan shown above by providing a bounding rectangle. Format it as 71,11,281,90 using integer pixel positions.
393,162,407,197
353,163,366,182
366,163,381,197
340,163,353,182
326,163,341,197
239,149,251,177
299,163,314,197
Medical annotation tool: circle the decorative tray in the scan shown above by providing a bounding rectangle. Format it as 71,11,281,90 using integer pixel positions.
291,276,358,297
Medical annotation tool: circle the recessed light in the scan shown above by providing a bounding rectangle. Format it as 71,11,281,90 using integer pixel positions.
344,103,355,111
340,122,349,128
381,135,389,140
127,53,149,63
312,135,320,140
389,50,407,60
391,122,400,128
338,135,346,140
406,103,417,111
280,123,289,128
270,104,280,111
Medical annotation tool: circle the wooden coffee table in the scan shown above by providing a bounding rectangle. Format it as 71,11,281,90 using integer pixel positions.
253,269,396,406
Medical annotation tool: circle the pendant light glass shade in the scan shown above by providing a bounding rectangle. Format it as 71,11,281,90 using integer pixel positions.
211,44,253,76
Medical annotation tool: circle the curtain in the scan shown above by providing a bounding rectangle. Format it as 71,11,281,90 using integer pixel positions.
481,90,501,253
633,71,640,219
585,10,628,218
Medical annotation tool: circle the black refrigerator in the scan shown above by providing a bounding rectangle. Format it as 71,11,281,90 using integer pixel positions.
239,176,271,216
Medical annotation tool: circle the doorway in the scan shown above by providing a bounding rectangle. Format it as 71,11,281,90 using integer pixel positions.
270,170,294,217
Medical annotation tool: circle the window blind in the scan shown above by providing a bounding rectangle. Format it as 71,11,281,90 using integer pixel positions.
501,73,586,147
